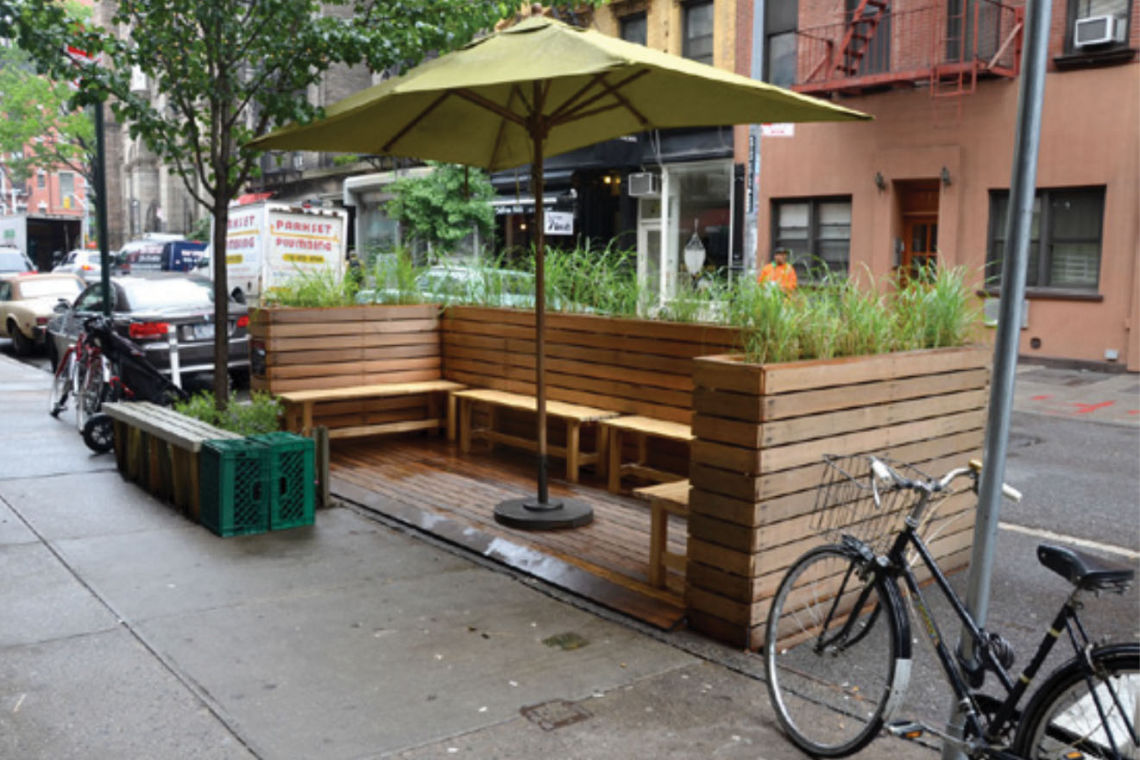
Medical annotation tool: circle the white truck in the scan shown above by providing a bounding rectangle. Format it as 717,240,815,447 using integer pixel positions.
216,202,348,302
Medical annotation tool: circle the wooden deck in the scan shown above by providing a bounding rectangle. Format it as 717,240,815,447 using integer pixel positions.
328,435,687,629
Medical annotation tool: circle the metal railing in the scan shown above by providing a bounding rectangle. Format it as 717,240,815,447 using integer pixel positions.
793,0,1022,94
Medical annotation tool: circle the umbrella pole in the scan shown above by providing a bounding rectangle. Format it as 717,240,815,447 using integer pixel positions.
494,125,593,531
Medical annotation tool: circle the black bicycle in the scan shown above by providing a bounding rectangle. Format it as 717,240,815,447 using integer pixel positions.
764,454,1137,759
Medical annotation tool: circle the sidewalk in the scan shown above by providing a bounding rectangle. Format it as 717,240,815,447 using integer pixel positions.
1014,362,1140,426
1,353,944,760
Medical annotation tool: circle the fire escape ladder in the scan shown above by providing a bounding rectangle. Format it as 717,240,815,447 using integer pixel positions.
930,2,978,124
834,0,890,77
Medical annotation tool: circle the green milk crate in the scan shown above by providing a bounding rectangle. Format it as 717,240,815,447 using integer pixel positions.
249,432,315,531
199,439,270,537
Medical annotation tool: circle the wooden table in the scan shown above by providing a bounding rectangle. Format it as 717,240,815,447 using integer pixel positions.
452,388,618,483
601,415,693,493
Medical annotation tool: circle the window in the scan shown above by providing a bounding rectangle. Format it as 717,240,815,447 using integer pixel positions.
36,173,45,189
683,1,714,65
771,198,852,281
987,187,1104,292
765,0,798,87
59,172,74,206
620,12,647,46
1065,0,1132,54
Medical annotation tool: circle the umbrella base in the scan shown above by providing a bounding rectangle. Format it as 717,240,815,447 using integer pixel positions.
493,496,594,530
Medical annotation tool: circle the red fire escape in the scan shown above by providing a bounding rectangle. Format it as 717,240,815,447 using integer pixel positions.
793,0,1025,103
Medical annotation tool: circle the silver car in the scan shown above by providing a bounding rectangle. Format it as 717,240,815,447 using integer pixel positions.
46,274,250,386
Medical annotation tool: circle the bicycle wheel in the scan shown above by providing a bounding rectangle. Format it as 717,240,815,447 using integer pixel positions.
75,354,110,432
765,544,906,757
49,350,74,417
1014,643,1139,760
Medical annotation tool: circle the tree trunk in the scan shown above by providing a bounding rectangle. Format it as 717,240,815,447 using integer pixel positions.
212,199,230,411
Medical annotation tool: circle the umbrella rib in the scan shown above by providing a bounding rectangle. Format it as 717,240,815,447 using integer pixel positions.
382,91,453,154
547,73,608,122
453,88,528,127
550,69,651,128
489,85,521,173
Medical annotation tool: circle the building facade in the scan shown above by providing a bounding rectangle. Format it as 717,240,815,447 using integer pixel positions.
754,0,1139,370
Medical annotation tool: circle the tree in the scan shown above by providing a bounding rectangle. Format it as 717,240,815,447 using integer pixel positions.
0,42,94,192
386,163,495,261
0,0,535,409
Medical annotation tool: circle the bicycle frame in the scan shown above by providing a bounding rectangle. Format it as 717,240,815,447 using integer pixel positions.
876,495,1112,754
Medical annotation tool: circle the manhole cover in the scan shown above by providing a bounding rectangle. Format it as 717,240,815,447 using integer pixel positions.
521,699,592,731
542,631,589,651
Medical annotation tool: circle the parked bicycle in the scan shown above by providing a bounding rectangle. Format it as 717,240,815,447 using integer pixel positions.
48,315,189,453
764,453,1137,759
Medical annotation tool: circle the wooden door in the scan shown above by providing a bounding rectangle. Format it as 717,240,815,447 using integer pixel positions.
903,215,939,279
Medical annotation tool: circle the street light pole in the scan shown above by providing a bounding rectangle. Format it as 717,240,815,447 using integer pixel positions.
93,100,111,318
940,0,1052,757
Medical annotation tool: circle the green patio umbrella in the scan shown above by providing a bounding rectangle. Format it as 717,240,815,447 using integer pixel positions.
252,15,870,530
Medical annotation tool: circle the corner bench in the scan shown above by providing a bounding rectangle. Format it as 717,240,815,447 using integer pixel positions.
452,388,619,483
103,401,242,519
278,380,466,440
633,479,691,588
600,416,694,493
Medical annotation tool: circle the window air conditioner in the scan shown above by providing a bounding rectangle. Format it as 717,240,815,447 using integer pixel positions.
1073,14,1125,47
628,172,660,197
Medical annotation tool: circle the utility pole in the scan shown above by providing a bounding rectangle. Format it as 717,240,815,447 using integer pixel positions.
941,0,1052,756
744,0,765,279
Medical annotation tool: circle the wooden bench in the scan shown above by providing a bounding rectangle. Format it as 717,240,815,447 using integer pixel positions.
633,479,691,588
452,388,619,483
103,401,242,520
278,380,466,440
600,416,694,493
441,307,740,492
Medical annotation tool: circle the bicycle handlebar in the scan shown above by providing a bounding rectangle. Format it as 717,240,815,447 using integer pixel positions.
870,456,1022,504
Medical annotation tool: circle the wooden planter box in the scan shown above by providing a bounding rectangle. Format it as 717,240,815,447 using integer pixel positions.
248,304,443,394
687,346,991,648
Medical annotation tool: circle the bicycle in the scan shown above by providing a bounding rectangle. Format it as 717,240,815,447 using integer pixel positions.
48,315,188,452
764,453,1138,759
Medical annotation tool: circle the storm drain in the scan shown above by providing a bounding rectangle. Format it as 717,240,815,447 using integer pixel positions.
521,700,592,731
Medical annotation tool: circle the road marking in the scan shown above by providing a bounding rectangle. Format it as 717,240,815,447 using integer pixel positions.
1000,522,1140,560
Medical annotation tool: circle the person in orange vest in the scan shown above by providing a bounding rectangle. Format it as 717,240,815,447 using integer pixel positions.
758,247,798,293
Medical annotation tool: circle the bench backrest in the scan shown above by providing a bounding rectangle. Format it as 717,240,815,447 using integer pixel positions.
441,306,742,424
249,304,443,394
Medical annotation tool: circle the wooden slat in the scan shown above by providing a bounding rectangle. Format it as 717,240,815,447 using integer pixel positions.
760,345,990,394
454,388,618,422
692,389,988,449
279,380,463,404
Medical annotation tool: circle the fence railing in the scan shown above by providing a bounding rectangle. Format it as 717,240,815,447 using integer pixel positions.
793,1,1022,93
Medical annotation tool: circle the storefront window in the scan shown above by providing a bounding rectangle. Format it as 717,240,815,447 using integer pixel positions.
662,160,734,299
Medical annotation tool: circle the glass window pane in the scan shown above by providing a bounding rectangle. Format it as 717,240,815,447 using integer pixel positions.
621,13,647,46
1049,191,1103,239
1049,242,1099,288
776,202,808,236
684,2,714,63
766,32,797,87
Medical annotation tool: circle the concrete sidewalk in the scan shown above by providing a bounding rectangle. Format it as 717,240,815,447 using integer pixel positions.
2,353,946,760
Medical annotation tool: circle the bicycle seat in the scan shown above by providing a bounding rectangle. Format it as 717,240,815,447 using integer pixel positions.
1037,544,1134,592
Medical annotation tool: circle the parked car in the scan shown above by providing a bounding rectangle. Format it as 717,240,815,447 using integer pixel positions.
357,264,542,308
52,249,107,282
0,245,35,274
0,273,85,355
46,274,250,388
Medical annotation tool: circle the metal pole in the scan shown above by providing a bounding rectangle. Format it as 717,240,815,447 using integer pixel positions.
745,0,766,278
533,135,549,505
93,101,112,317
941,0,1050,756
